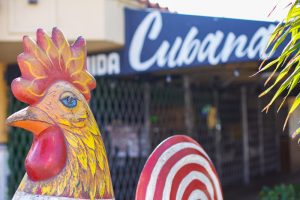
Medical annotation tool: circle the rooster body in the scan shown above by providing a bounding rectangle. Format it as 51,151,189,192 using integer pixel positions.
7,28,223,200
7,29,114,200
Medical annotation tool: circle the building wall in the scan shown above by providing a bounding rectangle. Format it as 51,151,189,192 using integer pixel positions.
0,63,7,143
0,0,142,63
0,63,8,200
0,0,139,41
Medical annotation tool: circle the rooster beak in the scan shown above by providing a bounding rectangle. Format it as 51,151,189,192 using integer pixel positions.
6,106,54,136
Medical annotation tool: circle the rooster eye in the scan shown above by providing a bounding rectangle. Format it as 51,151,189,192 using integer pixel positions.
60,96,77,108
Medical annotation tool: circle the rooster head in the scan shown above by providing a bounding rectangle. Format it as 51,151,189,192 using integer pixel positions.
7,28,114,200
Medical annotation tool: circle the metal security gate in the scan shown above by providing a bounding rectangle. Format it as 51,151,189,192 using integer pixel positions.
7,76,283,199
150,81,186,149
218,88,244,185
91,78,146,200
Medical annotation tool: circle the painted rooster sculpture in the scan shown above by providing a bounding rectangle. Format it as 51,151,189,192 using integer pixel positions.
7,28,223,200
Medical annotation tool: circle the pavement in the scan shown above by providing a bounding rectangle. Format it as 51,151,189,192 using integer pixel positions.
223,171,300,200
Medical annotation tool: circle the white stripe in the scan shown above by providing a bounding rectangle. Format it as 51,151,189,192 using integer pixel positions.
145,142,210,200
12,191,115,200
146,142,221,200
162,155,220,200
188,190,208,200
176,171,214,200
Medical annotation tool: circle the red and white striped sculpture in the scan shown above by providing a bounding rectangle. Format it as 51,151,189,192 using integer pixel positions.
136,135,223,200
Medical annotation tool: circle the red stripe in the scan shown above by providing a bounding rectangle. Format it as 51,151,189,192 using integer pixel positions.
182,180,211,200
170,163,216,200
153,148,217,200
135,135,213,200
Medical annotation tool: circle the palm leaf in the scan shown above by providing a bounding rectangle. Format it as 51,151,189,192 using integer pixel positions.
259,0,300,132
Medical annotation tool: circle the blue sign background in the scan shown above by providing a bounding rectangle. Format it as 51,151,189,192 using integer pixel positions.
123,8,282,74
90,8,285,76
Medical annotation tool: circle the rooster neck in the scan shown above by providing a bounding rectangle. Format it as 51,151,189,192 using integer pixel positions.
15,119,114,200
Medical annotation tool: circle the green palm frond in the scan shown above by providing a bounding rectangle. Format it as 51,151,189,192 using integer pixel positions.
259,0,300,133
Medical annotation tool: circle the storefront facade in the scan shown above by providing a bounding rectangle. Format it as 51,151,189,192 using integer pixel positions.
2,3,297,200
84,9,291,199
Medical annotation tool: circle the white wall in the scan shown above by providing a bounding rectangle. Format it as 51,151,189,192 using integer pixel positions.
0,0,140,42
0,0,142,63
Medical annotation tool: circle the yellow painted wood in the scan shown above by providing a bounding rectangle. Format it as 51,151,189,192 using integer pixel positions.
0,63,7,143
7,28,114,199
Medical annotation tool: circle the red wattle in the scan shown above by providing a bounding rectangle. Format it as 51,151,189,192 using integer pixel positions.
25,126,67,181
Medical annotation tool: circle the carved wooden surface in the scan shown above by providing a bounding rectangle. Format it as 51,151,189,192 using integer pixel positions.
7,28,114,200
135,135,223,200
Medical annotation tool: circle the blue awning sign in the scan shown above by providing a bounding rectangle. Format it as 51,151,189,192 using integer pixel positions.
88,8,281,76
127,10,276,72
87,52,121,76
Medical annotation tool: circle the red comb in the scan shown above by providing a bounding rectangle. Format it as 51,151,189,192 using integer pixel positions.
11,28,96,104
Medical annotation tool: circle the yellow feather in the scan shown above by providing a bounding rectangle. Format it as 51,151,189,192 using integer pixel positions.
89,180,97,200
70,156,79,178
57,118,72,126
62,179,68,194
77,139,88,170
32,186,37,194
73,187,79,198
64,126,83,135
50,182,57,195
18,178,25,190
41,185,51,195
87,148,97,176
81,130,95,149
95,139,104,170
62,169,70,191
105,165,112,194
99,180,105,197
90,126,99,135
56,179,64,195
68,185,74,197
64,131,78,148
71,120,85,128
82,171,90,192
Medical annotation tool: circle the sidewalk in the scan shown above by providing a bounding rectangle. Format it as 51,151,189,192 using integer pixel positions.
223,171,300,200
